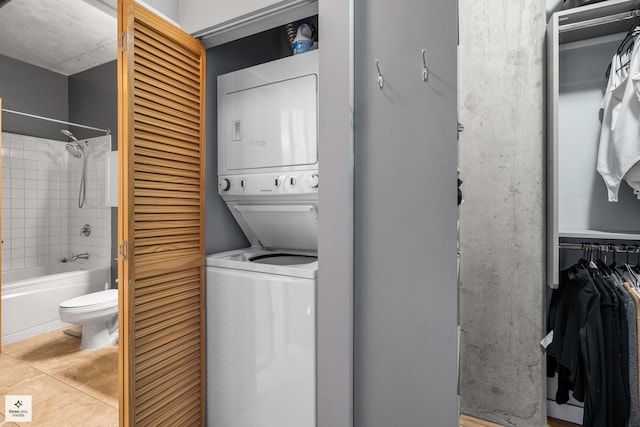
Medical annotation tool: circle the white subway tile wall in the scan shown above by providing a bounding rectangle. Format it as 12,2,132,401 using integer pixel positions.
1,132,111,270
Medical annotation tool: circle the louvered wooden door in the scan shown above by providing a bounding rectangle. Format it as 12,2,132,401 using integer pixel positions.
117,2,206,426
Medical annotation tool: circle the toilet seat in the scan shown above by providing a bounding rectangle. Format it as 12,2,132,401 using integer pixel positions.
60,289,117,312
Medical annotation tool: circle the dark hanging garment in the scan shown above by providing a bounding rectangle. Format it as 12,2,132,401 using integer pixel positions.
591,271,628,427
561,0,607,10
547,264,607,427
607,276,632,427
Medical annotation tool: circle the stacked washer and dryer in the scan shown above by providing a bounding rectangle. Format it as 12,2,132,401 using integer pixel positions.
206,51,319,427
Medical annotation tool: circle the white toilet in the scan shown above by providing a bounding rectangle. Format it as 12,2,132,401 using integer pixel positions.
59,289,118,350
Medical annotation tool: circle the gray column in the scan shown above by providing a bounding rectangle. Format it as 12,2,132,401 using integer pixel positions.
458,1,547,426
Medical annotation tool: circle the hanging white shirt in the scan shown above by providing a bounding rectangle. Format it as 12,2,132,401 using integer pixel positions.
597,37,640,202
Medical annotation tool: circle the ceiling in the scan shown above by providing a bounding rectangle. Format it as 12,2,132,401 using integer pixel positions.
0,0,117,76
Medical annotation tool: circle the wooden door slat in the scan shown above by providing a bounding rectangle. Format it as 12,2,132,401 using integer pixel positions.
135,336,200,372
135,204,200,214
135,188,201,199
137,381,201,425
135,128,200,152
134,35,200,82
136,142,200,164
134,97,199,127
134,100,200,133
134,53,201,93
135,226,201,239
134,62,199,98
134,99,200,129
134,121,201,145
134,317,200,349
134,110,200,138
135,179,200,193
134,162,200,179
136,360,200,402
135,172,200,186
136,248,201,265
135,241,201,256
133,20,200,66
136,233,201,247
134,72,199,105
134,87,200,120
135,309,200,340
135,272,200,294
135,80,199,111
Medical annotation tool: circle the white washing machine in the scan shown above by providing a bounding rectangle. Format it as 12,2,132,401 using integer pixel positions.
206,51,319,427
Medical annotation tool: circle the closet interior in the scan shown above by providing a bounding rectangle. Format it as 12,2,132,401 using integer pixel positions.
547,0,640,424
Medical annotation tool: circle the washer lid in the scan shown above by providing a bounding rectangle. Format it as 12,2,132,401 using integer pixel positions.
59,289,118,309
233,204,318,251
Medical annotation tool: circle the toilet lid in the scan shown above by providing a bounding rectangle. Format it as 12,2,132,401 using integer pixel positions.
60,289,118,309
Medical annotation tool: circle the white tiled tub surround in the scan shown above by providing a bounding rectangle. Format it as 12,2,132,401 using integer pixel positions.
1,132,111,270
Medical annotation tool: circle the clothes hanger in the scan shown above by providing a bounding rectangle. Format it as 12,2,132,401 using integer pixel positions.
633,245,640,274
606,23,640,77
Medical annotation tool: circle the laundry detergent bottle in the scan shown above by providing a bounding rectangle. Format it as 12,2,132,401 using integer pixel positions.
292,23,313,54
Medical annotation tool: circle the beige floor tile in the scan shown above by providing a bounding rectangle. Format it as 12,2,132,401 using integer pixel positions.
3,327,118,404
102,391,119,409
1,373,116,427
0,355,44,392
2,327,82,362
1,327,118,425
47,346,118,403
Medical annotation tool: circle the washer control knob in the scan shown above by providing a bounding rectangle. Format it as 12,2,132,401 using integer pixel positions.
290,177,297,186
309,173,319,188
275,178,282,187
219,178,231,192
240,179,246,188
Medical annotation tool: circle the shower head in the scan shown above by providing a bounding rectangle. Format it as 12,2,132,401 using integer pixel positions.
61,129,85,158
66,143,84,158
61,129,79,142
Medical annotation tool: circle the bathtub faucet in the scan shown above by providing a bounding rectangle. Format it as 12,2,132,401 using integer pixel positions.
62,253,90,262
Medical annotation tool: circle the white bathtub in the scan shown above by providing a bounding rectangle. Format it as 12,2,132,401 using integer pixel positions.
1,264,111,345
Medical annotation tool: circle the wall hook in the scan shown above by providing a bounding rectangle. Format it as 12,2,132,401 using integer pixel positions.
421,49,429,82
375,59,384,89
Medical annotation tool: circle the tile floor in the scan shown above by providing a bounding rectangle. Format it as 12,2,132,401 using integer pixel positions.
0,327,117,426
1,329,581,427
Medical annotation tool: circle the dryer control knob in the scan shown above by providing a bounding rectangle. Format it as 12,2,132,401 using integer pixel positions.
309,173,319,188
219,178,231,192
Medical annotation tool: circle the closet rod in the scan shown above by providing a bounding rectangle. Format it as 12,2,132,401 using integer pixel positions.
559,8,640,33
560,242,640,253
1,108,110,135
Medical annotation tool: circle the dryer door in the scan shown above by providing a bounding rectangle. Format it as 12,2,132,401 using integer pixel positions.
223,74,318,171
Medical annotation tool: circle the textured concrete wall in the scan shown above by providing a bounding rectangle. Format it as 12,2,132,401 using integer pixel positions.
458,1,547,426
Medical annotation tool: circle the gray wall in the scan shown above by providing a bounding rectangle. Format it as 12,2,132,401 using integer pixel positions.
68,61,118,287
458,1,547,426
204,26,290,254
68,61,117,146
0,54,68,140
353,0,459,425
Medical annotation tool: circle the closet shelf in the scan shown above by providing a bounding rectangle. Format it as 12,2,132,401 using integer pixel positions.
559,229,640,240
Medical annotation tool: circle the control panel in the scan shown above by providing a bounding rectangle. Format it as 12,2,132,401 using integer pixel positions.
218,171,319,196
